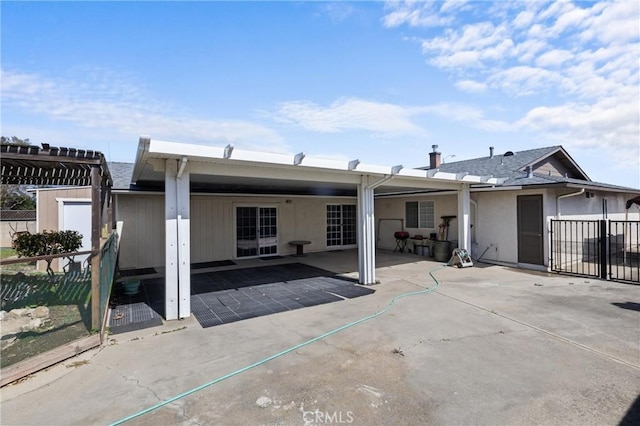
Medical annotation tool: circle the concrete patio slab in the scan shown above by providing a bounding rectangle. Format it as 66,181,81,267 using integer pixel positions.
1,251,638,425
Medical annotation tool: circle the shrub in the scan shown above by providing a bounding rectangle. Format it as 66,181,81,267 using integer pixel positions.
12,230,83,275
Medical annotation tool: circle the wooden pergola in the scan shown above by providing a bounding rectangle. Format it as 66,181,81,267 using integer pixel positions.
1,143,113,329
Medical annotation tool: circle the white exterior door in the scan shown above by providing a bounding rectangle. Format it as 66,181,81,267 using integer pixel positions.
58,199,92,266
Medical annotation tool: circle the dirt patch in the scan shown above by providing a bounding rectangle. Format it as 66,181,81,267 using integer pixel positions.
1,305,91,368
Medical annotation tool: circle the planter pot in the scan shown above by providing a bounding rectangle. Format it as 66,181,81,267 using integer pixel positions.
433,240,451,262
122,279,141,296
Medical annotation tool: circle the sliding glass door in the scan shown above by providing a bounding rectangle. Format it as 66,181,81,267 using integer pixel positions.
236,206,278,258
326,204,356,248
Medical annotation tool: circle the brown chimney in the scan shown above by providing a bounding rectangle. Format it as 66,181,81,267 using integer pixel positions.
429,145,441,169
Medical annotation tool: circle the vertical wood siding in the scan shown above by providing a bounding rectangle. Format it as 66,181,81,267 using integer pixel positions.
116,194,357,269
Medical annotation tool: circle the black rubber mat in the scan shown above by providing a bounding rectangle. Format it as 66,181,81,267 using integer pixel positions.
190,263,374,328
119,267,156,277
259,255,284,260
192,260,236,270
109,302,163,334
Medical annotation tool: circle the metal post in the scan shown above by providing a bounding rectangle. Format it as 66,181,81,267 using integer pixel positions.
599,220,607,280
91,166,101,330
550,220,554,271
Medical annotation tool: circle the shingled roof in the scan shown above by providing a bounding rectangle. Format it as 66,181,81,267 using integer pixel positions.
419,146,638,193
108,162,135,190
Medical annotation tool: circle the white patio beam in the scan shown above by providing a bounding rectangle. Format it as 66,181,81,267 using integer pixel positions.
143,138,498,188
177,156,188,178
176,160,191,319
165,158,191,320
165,159,179,320
357,172,400,285
357,175,377,285
457,183,471,252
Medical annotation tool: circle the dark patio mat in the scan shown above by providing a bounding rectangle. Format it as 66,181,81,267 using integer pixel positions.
189,263,374,328
192,260,236,270
108,279,164,333
119,267,156,278
109,302,163,334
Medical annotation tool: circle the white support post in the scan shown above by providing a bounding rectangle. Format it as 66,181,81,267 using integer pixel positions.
457,183,471,252
357,175,377,284
165,160,179,320
176,163,191,318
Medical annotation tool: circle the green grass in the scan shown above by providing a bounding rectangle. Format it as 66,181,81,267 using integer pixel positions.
1,272,92,311
0,247,17,260
1,271,93,368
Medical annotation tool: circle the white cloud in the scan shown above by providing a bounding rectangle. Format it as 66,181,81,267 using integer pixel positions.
273,98,426,137
382,0,639,171
320,2,354,24
580,0,639,44
419,103,512,132
488,66,563,96
535,49,573,67
273,97,511,136
1,69,286,150
382,1,453,28
513,10,535,29
455,79,487,93
517,94,640,167
439,0,469,13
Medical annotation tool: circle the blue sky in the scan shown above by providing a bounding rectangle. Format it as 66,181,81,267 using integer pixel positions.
2,1,638,188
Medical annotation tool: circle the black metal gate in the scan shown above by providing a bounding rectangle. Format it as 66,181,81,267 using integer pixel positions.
609,221,640,284
550,219,640,284
550,220,603,279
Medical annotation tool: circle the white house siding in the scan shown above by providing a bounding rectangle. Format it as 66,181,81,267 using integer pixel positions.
116,193,356,270
555,190,640,221
471,188,554,266
551,190,640,267
374,193,462,249
473,191,519,265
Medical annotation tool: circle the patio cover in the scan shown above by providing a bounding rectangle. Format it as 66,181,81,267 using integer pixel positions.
132,136,505,320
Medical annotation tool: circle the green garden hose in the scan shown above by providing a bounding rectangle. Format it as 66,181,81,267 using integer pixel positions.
110,264,447,425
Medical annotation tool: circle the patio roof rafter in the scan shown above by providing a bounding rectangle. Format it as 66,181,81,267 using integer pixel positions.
132,137,500,192
0,142,113,331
